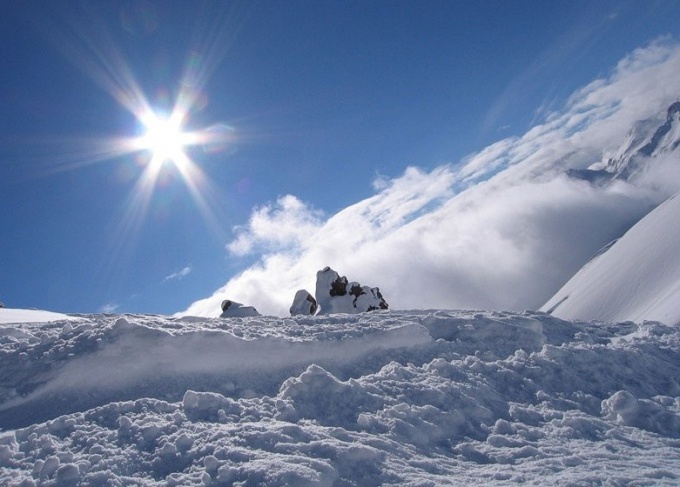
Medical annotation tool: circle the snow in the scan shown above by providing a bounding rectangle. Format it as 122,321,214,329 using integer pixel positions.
1,310,679,485
0,308,80,325
542,192,680,325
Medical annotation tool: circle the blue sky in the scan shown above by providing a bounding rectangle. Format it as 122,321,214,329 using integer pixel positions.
2,1,680,315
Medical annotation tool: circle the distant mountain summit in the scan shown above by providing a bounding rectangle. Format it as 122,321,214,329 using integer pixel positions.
568,100,680,184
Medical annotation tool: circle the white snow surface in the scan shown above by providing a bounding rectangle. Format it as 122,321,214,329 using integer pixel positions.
542,192,680,325
1,310,679,485
0,308,79,325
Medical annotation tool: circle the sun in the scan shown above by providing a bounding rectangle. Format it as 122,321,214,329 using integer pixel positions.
137,111,191,169
19,3,243,266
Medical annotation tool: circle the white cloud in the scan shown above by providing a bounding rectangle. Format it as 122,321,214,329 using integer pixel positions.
227,195,324,256
100,302,120,313
636,153,680,196
164,266,192,282
179,39,680,318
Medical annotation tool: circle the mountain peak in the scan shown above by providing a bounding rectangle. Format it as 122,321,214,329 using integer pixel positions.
567,99,680,184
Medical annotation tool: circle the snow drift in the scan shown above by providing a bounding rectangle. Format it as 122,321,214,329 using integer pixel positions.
0,309,679,485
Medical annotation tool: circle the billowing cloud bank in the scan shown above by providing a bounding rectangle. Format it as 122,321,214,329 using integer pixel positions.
181,39,680,317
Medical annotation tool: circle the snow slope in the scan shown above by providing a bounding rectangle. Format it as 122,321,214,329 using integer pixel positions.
1,311,679,485
542,192,680,325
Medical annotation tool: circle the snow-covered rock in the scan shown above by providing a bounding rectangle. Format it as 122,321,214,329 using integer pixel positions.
289,290,318,316
314,266,388,314
541,192,680,325
220,300,261,317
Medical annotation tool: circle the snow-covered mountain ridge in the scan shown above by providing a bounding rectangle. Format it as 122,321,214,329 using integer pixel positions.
0,309,679,485
568,100,680,184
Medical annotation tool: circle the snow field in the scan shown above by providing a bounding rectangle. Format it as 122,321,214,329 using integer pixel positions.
0,310,678,485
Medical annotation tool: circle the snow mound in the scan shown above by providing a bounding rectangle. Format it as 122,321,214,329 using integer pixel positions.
542,192,680,325
1,310,679,485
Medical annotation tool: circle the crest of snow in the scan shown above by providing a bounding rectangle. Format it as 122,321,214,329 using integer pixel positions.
0,308,79,324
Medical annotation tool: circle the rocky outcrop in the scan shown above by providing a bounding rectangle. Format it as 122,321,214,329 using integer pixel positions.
221,268,387,318
220,300,261,318
290,266,389,316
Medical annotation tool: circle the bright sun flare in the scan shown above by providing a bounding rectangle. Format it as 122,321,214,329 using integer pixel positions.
28,5,241,252
138,113,189,168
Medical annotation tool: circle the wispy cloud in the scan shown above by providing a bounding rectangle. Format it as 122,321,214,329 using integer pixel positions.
180,39,680,318
100,302,120,313
164,265,192,282
481,2,636,135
